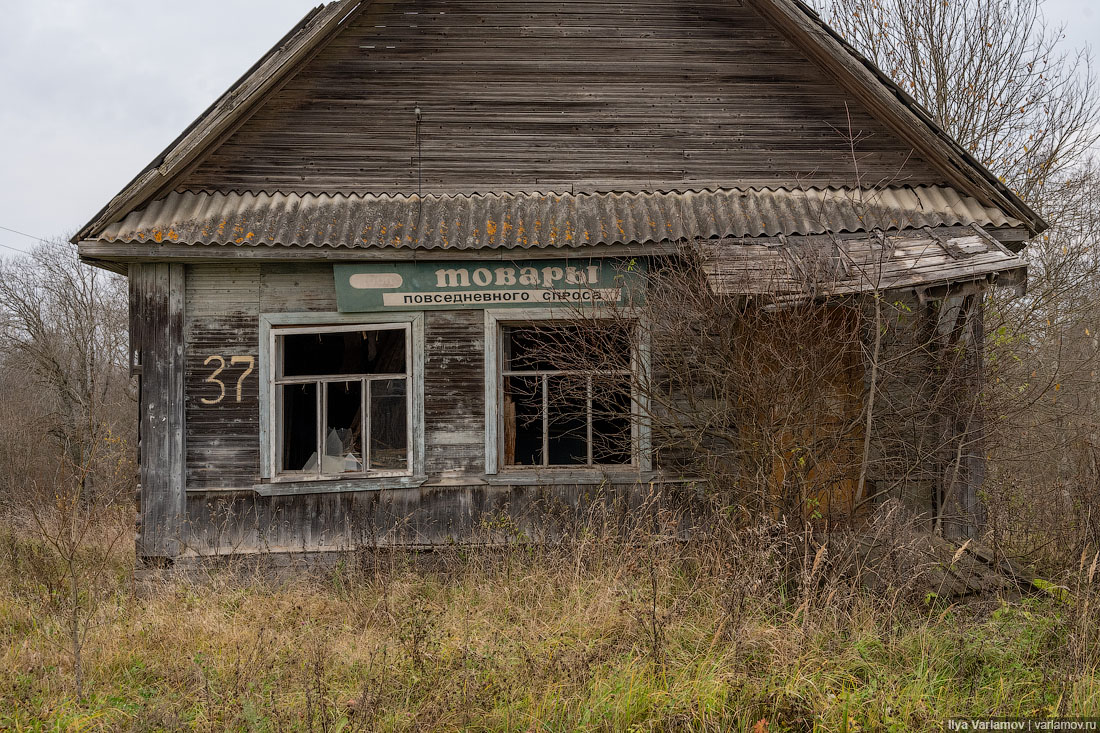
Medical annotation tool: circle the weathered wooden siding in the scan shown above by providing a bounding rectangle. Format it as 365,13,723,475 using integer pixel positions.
862,288,987,534
425,310,485,476
185,265,261,491
184,264,491,496
133,263,186,557
174,260,977,556
178,0,943,194
184,481,694,553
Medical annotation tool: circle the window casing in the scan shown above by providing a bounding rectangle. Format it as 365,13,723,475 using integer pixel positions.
260,313,424,486
485,309,650,474
275,323,411,479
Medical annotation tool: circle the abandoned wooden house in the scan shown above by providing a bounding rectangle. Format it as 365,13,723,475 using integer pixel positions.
74,0,1041,562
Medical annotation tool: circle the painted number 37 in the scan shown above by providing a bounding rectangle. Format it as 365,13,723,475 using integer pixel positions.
201,355,256,405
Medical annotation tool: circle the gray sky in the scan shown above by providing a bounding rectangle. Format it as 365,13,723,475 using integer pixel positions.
0,0,1096,255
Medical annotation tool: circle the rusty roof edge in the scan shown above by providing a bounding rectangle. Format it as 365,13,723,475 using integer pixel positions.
92,187,1022,250
72,0,1047,245
75,240,683,266
71,0,363,244
748,0,1048,237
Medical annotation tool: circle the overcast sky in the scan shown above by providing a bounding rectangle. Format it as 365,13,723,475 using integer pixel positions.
0,0,1096,254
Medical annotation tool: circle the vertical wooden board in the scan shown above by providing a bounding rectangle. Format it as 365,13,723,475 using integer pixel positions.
135,264,156,555
963,300,987,535
136,263,187,558
141,264,168,555
167,264,187,545
863,289,936,518
424,310,485,474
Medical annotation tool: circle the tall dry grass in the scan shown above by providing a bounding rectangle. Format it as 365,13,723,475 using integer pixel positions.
2,500,1099,732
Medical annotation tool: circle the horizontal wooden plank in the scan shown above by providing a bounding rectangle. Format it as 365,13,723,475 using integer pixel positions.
177,0,943,194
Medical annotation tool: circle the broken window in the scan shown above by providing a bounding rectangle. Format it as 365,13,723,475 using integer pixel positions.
501,322,634,467
275,325,410,478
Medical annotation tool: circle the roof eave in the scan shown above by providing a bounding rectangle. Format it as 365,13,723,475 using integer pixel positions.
74,0,1048,246
747,0,1048,237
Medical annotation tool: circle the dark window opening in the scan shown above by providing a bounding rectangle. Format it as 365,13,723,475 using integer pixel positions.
283,329,405,377
502,323,633,468
370,379,408,471
276,325,410,478
281,383,317,472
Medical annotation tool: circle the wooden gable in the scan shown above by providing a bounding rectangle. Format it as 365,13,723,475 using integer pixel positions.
172,0,945,196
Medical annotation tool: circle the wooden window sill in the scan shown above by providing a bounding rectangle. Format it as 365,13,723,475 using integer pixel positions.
252,475,428,497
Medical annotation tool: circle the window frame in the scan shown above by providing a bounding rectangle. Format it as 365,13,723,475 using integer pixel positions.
484,308,651,476
258,312,425,486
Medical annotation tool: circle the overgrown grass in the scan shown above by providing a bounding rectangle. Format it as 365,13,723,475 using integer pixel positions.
1,521,1098,732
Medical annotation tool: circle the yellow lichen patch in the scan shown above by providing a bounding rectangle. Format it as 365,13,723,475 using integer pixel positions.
486,220,498,237
153,230,164,243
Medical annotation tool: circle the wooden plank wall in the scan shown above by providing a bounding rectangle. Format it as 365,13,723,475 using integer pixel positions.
177,262,983,553
184,481,692,552
184,264,489,491
425,310,485,476
133,263,186,557
178,0,942,194
185,265,261,492
183,264,497,552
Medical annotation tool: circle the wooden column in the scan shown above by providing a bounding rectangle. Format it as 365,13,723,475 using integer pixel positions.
131,263,186,559
956,297,988,538
933,292,987,540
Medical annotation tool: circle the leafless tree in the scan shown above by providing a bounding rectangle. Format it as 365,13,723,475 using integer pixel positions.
0,240,134,699
0,239,131,502
814,0,1100,571
815,0,1099,204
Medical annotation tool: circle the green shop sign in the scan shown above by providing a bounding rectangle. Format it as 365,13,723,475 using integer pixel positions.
334,258,645,312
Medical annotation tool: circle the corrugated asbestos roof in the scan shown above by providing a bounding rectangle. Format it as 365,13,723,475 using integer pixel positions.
96,186,1020,250
701,225,1027,298
74,0,1045,248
